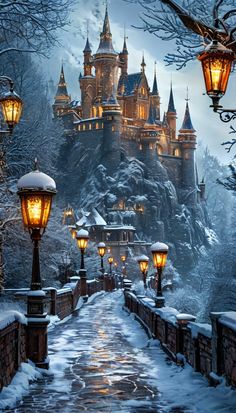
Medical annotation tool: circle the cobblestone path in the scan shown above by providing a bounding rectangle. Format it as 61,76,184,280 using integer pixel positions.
5,291,193,413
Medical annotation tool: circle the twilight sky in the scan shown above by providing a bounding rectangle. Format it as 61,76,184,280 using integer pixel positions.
46,0,236,164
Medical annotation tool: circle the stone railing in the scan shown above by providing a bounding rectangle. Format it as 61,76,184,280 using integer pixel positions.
124,290,236,387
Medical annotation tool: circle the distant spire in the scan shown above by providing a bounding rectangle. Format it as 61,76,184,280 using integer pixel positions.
167,82,176,113
83,37,91,53
55,64,69,98
141,53,146,73
152,61,158,95
180,100,195,131
147,101,156,124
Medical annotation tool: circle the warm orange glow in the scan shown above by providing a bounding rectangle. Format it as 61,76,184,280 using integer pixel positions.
152,250,168,269
108,256,114,264
0,91,23,130
77,237,89,250
98,243,106,257
139,260,149,273
120,255,126,262
20,193,52,229
69,226,77,239
198,42,235,100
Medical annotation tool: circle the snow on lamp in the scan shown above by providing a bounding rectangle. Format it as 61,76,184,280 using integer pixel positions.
198,40,235,110
151,242,168,308
108,256,114,276
137,255,149,289
17,161,56,291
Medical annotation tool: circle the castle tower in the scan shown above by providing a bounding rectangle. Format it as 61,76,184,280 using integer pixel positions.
141,54,146,73
93,6,119,103
149,62,160,121
52,64,70,118
102,96,122,175
119,36,128,76
167,83,177,139
79,36,96,118
178,100,197,204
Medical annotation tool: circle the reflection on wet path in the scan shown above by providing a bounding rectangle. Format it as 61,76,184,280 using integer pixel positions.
5,292,191,413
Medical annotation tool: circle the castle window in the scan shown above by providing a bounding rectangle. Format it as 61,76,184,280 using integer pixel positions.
96,122,99,129
157,145,163,155
89,123,92,130
83,124,86,131
149,143,154,150
184,152,190,160
102,122,104,129
112,125,115,132
139,144,143,150
173,148,180,157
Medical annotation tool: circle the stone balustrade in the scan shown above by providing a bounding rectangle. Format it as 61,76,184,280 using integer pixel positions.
124,290,236,387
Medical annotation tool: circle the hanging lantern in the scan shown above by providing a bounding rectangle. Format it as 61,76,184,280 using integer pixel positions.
0,90,23,132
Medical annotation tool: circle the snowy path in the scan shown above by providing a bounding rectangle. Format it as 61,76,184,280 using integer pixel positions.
3,291,236,413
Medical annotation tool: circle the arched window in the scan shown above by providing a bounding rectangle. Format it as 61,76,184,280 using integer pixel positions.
157,145,163,155
174,148,180,157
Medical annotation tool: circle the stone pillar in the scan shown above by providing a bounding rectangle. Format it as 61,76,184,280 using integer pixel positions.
26,290,50,369
79,269,87,299
210,312,224,375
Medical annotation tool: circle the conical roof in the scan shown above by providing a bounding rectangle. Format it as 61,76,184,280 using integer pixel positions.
95,6,117,55
55,64,69,98
152,71,158,95
83,37,91,53
180,101,195,131
167,83,176,113
122,37,128,55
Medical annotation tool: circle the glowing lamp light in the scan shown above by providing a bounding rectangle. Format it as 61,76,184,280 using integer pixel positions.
108,256,114,265
76,229,89,251
0,90,23,132
137,255,149,273
198,40,235,109
98,242,106,257
69,226,77,239
17,167,56,233
120,255,126,262
151,242,168,269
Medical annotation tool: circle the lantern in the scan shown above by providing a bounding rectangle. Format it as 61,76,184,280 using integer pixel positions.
120,255,126,262
151,242,168,270
0,90,23,132
137,255,149,274
198,40,235,109
98,242,106,257
76,229,89,251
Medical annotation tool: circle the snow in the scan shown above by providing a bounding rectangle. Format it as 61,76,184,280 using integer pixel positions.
17,169,56,192
220,312,236,333
27,290,46,297
189,322,212,339
0,362,42,410
151,241,169,252
176,313,196,322
0,310,27,330
154,306,179,324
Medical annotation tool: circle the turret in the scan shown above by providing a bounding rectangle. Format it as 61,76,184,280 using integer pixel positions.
178,99,197,204
52,64,70,118
93,5,118,102
119,36,128,76
167,83,177,139
83,36,92,76
141,54,146,73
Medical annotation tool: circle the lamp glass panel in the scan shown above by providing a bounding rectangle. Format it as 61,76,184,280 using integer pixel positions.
139,261,148,273
20,193,52,229
108,257,114,264
77,237,89,250
202,55,233,96
1,98,22,125
152,251,168,269
98,247,105,257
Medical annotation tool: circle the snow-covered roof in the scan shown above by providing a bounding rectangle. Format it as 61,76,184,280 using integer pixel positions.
103,225,135,231
17,169,56,193
76,208,107,228
151,242,169,252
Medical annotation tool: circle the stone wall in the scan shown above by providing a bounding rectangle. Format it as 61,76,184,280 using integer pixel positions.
124,291,236,387
0,321,27,390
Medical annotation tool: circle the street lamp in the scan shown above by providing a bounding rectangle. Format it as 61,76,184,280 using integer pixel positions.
137,255,149,289
151,242,168,308
121,254,126,263
62,205,76,226
98,241,106,274
76,229,89,270
69,225,77,239
108,256,114,276
0,76,23,133
17,162,57,291
198,40,235,116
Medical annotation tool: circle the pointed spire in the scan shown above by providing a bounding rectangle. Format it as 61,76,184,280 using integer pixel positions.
83,37,91,53
55,64,69,98
152,61,158,95
147,101,156,125
167,82,176,113
95,5,116,55
122,36,128,55
141,53,146,73
180,101,195,131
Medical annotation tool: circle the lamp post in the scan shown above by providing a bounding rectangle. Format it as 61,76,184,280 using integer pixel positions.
76,229,89,298
76,229,89,270
137,255,149,289
108,256,114,276
121,254,127,277
98,241,106,275
151,242,168,308
17,161,56,368
198,41,235,119
69,225,77,239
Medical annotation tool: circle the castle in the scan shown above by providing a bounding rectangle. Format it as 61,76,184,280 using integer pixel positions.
53,6,204,207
